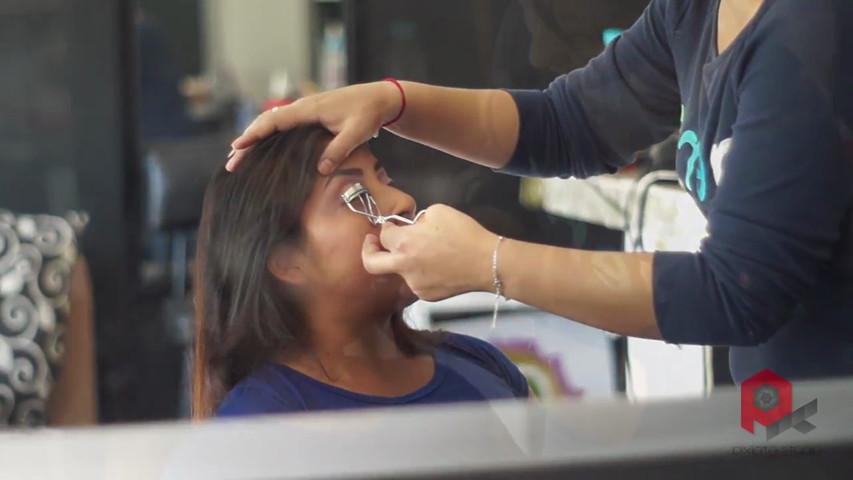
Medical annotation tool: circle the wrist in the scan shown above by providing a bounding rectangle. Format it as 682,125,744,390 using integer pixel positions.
477,234,505,294
378,79,405,127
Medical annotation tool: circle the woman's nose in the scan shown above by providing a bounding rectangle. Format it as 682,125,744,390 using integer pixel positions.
377,184,417,221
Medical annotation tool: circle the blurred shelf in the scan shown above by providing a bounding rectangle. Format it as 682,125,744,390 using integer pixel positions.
536,174,636,231
535,171,708,252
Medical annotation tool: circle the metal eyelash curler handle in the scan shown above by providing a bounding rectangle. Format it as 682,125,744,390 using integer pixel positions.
379,210,426,225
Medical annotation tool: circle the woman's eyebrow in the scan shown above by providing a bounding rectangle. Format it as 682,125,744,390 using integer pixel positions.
324,161,385,189
324,168,363,188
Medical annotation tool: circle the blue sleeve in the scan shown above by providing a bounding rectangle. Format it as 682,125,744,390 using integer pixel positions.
501,0,682,179
446,334,530,398
654,2,852,346
216,385,302,418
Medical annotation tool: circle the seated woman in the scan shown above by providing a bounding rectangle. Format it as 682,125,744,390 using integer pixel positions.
193,125,530,419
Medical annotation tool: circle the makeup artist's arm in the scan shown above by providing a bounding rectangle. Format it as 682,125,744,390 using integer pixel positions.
366,142,846,347
228,83,520,173
387,84,519,171
498,240,659,339
362,204,660,340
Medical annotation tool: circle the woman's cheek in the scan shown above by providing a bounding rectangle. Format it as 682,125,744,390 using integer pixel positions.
305,210,378,277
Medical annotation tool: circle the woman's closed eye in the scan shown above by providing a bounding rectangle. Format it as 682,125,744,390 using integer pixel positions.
344,189,370,208
340,182,366,206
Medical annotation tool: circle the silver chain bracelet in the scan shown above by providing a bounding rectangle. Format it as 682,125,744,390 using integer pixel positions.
491,235,505,328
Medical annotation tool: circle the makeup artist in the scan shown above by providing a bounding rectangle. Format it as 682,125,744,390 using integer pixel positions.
225,0,853,384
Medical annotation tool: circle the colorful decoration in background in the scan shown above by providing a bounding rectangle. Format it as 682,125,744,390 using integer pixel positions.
491,338,583,399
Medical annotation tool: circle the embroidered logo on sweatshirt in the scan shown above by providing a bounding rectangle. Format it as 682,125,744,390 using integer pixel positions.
679,129,707,202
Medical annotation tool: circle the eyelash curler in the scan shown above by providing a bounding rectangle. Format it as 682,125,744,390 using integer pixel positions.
341,183,424,225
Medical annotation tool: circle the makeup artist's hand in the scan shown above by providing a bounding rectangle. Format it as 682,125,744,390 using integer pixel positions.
226,81,402,173
362,204,498,302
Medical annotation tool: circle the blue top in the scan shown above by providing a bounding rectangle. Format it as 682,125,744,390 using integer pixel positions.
216,333,529,417
504,0,853,383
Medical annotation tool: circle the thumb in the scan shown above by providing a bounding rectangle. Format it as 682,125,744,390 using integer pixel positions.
319,125,372,175
362,233,385,253
362,233,404,275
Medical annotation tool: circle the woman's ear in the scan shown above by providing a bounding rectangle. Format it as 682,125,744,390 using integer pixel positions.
267,245,308,285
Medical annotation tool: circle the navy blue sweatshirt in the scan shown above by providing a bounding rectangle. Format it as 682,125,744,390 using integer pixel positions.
504,0,853,383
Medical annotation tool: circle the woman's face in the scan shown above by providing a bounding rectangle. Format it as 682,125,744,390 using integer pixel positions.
292,146,418,314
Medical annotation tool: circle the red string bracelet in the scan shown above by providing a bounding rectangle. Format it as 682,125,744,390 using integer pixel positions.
381,78,406,127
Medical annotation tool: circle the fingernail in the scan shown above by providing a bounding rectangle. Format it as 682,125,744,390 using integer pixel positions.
319,159,334,174
227,148,236,160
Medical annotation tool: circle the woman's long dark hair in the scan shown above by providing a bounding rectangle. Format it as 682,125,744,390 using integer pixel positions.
192,126,441,419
